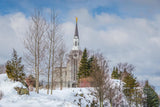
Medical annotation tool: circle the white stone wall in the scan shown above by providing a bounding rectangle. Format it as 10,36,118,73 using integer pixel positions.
53,50,82,88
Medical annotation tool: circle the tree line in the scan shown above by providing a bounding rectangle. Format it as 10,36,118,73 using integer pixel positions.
78,48,160,107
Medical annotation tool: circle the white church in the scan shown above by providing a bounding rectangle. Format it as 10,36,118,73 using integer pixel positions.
53,18,82,88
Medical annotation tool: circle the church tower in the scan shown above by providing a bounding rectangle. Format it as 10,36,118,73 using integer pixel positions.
69,17,82,87
72,17,79,50
49,18,83,88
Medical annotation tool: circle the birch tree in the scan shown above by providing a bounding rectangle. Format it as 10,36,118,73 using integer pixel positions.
46,10,62,94
24,10,47,93
57,42,66,90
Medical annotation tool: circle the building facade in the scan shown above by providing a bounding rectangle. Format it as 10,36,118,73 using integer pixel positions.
54,18,82,88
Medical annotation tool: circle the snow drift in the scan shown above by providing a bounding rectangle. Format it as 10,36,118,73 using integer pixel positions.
0,74,96,107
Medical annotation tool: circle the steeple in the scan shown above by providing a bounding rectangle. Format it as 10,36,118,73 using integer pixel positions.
72,17,80,50
74,17,79,38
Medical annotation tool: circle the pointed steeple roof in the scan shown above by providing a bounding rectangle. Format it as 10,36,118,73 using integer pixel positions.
74,17,79,38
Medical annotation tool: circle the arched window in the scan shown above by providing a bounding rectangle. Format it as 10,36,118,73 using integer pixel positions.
75,41,77,46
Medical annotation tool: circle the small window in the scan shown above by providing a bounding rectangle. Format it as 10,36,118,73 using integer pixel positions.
75,41,77,46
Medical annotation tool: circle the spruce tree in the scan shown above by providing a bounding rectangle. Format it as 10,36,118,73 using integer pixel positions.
111,67,116,78
78,48,89,78
111,67,119,79
6,49,26,83
88,55,94,74
143,81,160,107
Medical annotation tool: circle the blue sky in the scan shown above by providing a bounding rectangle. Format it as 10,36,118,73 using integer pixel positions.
0,0,160,94
1,0,160,17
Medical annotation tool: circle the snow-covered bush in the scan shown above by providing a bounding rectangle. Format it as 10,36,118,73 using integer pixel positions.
6,49,26,82
14,87,29,95
0,90,3,100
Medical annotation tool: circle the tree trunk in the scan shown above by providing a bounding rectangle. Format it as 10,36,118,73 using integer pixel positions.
51,49,55,94
37,41,40,94
47,39,52,94
60,61,63,90
24,10,47,94
35,35,38,93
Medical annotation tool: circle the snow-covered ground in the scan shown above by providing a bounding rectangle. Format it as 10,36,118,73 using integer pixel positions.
0,73,134,107
0,74,95,107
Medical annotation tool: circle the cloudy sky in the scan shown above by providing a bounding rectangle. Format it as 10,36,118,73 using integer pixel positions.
0,0,160,94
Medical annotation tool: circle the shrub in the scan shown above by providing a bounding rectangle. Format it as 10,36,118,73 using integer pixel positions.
14,87,29,95
26,75,36,88
6,49,25,82
91,99,98,107
0,90,3,100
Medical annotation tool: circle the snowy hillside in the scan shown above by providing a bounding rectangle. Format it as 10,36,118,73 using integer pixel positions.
0,73,134,107
0,74,96,107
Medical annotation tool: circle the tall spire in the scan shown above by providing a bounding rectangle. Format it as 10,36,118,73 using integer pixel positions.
74,17,79,38
72,17,80,50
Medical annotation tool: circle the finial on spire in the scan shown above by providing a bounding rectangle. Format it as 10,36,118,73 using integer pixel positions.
74,17,79,38
76,17,78,23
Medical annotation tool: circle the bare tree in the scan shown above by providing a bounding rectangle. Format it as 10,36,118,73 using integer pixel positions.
90,53,110,107
45,10,62,94
116,63,139,106
115,63,135,105
57,42,66,90
24,10,47,93
111,84,126,107
105,81,117,107
117,62,135,75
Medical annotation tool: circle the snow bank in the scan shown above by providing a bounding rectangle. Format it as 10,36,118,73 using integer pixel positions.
0,74,25,97
0,74,95,107
0,74,132,107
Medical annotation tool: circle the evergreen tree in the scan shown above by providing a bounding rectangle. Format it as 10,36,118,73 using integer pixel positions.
123,73,138,106
111,67,116,78
111,67,119,79
88,55,94,74
78,48,89,78
143,81,160,107
6,49,26,83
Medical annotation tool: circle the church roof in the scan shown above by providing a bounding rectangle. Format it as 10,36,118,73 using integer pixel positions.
74,17,79,38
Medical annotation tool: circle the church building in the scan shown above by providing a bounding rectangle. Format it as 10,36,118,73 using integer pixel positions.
54,17,82,88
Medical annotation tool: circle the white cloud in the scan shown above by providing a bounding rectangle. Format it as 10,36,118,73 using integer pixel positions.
0,12,29,63
62,8,160,93
150,37,160,47
100,29,129,46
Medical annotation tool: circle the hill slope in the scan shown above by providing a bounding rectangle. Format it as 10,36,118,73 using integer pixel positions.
0,74,96,107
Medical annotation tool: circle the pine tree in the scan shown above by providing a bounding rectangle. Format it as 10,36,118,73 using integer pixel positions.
123,73,138,106
88,55,94,74
6,49,26,83
111,67,116,78
143,81,160,107
111,67,119,79
78,48,89,78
